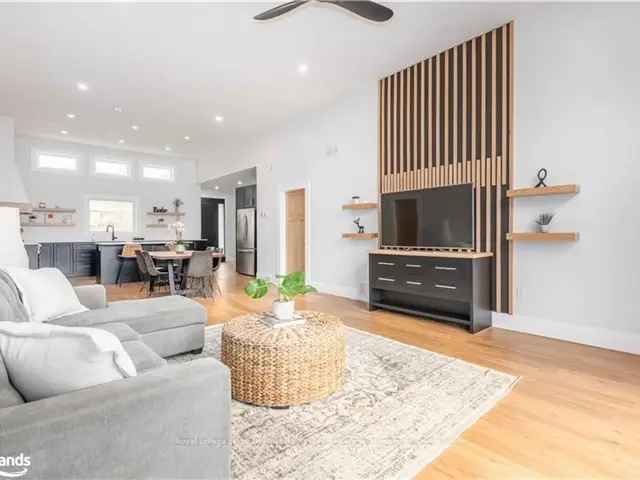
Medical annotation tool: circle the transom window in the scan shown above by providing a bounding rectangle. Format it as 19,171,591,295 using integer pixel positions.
88,199,136,233
35,153,78,171
142,164,174,182
93,158,130,177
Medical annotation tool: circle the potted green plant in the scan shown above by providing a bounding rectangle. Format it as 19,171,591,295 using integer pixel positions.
536,213,554,233
244,272,316,320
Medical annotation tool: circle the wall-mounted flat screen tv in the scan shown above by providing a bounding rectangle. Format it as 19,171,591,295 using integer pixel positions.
381,184,474,249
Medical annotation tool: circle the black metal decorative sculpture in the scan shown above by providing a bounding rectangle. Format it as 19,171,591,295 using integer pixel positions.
535,168,548,188
354,217,365,234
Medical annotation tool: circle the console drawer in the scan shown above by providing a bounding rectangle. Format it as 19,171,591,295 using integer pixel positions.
373,275,401,291
425,279,471,302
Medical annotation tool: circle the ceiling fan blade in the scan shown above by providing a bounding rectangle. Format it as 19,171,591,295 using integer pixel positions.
325,1,393,22
254,1,310,21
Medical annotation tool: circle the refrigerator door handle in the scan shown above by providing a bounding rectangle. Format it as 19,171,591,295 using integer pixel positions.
237,249,254,253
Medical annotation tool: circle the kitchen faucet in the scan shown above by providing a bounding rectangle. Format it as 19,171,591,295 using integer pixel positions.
106,224,117,241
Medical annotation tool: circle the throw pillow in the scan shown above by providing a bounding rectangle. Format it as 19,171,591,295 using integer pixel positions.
0,321,137,402
0,267,88,322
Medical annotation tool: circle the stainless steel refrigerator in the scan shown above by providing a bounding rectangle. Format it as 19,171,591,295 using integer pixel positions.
236,207,256,276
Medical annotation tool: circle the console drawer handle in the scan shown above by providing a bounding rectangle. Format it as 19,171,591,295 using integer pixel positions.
435,266,457,271
378,262,396,266
377,277,396,282
435,284,457,290
406,281,422,286
405,264,422,268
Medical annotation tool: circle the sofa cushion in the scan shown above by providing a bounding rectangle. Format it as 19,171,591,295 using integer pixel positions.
0,270,29,324
0,352,24,408
1,267,88,322
51,295,206,335
94,322,140,342
0,322,137,402
122,340,167,373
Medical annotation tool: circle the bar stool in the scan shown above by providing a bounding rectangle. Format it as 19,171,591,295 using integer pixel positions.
115,243,142,287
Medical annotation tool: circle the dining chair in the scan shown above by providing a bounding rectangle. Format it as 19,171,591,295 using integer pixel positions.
135,250,171,296
116,243,142,287
181,251,214,298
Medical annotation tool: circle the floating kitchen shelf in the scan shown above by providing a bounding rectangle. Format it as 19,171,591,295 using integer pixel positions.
507,232,579,242
21,223,76,227
506,184,579,198
342,233,379,240
20,207,77,214
342,202,377,210
146,224,170,228
146,212,186,216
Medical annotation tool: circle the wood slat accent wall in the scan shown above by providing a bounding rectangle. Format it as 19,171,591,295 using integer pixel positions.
378,22,514,313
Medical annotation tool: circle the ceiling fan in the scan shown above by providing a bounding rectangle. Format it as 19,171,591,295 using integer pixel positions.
254,1,394,23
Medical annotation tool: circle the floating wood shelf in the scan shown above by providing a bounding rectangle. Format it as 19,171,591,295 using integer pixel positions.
20,207,77,214
507,232,579,242
342,233,379,240
506,184,579,198
342,202,377,210
21,223,76,227
146,212,185,216
146,224,169,228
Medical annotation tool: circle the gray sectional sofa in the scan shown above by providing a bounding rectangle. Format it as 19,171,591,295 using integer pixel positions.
0,271,231,480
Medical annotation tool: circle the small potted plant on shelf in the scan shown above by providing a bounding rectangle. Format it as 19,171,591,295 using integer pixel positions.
536,213,554,233
244,272,316,320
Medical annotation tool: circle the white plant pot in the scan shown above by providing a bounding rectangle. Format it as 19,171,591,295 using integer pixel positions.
538,224,550,233
175,244,186,253
272,300,295,320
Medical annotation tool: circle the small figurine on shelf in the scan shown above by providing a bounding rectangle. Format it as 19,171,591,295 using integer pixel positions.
354,217,365,234
535,168,548,188
38,202,46,209
535,213,554,233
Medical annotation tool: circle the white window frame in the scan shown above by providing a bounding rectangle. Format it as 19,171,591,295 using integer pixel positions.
140,162,175,183
91,156,132,179
31,148,81,175
86,195,139,235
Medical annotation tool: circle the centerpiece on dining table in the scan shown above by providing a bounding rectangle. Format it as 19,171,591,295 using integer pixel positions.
168,221,186,253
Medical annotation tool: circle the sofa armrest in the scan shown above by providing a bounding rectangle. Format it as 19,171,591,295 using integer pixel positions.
74,284,107,310
0,358,231,480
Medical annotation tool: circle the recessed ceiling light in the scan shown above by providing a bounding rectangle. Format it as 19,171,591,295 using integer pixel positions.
118,139,125,144
298,63,309,75
60,130,68,135
184,136,191,141
66,113,76,119
237,180,243,185
214,186,220,190
215,115,224,123
113,106,123,113
164,146,172,152
76,82,89,92
131,125,140,131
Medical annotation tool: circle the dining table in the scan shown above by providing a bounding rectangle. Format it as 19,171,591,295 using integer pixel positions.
149,250,224,295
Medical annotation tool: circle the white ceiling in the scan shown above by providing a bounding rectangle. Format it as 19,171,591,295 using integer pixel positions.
202,167,257,195
0,2,519,159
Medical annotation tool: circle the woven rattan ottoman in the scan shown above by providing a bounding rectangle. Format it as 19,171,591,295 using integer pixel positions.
221,311,346,407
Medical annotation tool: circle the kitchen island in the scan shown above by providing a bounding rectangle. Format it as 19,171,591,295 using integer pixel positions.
96,240,208,285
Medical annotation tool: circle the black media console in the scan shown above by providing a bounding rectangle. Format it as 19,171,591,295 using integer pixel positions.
369,250,493,333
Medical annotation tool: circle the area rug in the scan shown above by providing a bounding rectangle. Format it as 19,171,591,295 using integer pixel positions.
169,324,518,480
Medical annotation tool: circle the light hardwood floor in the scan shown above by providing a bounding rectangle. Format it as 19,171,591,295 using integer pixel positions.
88,263,640,479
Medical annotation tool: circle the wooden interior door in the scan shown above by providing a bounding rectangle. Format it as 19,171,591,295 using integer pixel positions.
286,188,305,274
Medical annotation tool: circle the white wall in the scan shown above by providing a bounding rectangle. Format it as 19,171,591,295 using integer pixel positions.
199,4,640,353
199,85,378,299
491,3,640,354
0,116,28,204
16,135,202,243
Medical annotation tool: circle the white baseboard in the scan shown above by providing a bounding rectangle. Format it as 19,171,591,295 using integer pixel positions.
492,312,640,355
312,281,368,303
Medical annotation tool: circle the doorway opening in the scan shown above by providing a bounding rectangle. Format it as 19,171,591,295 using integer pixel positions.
201,197,225,260
285,188,306,274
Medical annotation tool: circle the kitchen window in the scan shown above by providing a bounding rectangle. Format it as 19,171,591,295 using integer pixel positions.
33,151,78,172
88,198,136,233
93,158,131,177
141,164,174,182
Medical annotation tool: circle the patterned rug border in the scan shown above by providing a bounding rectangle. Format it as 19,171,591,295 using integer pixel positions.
204,322,520,479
